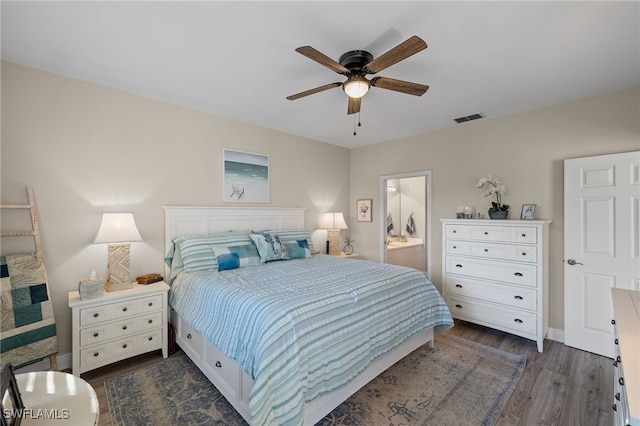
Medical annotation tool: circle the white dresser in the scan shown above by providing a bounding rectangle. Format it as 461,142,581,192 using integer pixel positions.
68,282,169,376
441,219,551,352
611,288,640,426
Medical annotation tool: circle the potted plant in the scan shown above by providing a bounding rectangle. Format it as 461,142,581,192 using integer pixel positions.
477,175,509,219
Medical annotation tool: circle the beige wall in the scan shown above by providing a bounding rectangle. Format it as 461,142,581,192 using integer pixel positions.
1,61,351,356
348,86,640,332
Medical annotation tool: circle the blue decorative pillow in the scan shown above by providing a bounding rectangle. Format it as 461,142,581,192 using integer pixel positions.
211,243,261,271
249,233,289,263
282,239,311,259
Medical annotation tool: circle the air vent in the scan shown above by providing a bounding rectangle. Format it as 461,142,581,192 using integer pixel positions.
454,113,485,123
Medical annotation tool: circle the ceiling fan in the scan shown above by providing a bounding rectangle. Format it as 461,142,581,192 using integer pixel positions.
286,35,429,115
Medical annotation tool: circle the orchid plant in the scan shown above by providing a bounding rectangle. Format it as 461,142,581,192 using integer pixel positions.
477,175,509,212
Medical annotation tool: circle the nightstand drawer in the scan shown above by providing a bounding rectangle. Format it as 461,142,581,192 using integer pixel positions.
80,328,163,368
80,311,163,346
80,294,163,326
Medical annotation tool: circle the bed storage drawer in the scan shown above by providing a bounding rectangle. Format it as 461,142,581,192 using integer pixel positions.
175,314,204,362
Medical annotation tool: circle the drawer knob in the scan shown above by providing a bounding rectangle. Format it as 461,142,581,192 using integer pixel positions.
514,318,523,323
452,230,457,233
93,332,99,337
187,333,192,339
617,356,621,363
484,232,488,235
613,360,618,367
521,252,527,256
122,325,128,330
93,352,99,357
148,319,153,324
615,392,621,401
455,304,463,309
514,272,523,277
612,403,617,412
122,307,128,312
514,295,523,300
452,245,457,249
484,249,489,252
521,233,526,237
148,336,153,341
619,377,624,386
611,319,616,325
455,264,463,268
93,313,99,318
455,284,463,288
215,361,222,368
615,338,619,345
148,302,153,307
122,344,128,349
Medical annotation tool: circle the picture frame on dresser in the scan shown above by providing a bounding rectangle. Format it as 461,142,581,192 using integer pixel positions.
521,204,536,220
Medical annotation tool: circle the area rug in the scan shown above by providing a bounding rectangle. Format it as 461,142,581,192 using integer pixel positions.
105,334,525,426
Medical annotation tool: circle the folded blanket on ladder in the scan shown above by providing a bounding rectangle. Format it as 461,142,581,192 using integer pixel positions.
0,253,58,368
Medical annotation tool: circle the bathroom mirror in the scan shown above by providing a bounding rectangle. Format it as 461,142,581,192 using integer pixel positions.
380,171,431,278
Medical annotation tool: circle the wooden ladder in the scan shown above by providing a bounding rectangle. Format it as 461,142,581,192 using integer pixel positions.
0,186,57,370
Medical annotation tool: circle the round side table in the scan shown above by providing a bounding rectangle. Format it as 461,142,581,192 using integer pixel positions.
15,371,99,425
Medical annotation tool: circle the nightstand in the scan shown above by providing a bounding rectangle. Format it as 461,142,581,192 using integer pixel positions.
68,281,169,376
337,252,359,259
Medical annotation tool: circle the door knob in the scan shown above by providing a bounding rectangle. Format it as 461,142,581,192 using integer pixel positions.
567,258,584,266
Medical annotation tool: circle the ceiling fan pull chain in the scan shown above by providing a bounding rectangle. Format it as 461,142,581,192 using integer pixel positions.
358,112,362,127
353,115,357,136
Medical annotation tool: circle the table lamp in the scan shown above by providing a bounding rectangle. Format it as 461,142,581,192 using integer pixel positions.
94,212,142,292
320,212,348,256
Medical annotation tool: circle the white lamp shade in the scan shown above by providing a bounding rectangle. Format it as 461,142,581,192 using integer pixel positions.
320,212,348,230
94,213,143,244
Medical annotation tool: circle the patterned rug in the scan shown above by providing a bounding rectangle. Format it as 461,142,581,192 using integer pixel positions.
105,334,525,426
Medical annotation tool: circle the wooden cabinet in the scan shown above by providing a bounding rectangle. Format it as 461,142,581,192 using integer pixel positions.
441,219,550,352
611,288,640,426
387,243,424,270
68,282,169,375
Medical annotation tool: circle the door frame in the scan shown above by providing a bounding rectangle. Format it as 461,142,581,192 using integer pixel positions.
380,170,432,278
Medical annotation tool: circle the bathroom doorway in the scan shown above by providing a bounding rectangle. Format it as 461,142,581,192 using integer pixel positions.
380,171,432,278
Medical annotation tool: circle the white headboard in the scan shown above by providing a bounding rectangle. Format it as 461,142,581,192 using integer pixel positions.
162,206,306,278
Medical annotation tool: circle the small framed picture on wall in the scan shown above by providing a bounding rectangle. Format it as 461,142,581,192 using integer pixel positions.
521,204,536,220
357,199,372,222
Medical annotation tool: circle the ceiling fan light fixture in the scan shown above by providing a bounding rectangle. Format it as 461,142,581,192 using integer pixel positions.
343,76,370,99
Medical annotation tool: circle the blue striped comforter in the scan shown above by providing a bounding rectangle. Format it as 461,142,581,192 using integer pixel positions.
169,254,453,425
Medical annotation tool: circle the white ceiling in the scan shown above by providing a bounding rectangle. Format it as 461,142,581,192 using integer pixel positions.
2,1,638,149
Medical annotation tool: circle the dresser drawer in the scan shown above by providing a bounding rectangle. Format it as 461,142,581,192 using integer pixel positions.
445,275,537,311
80,294,163,326
445,224,537,244
447,295,537,337
79,328,163,368
446,255,537,287
80,311,163,346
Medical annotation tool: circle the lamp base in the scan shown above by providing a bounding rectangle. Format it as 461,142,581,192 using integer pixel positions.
105,243,134,292
327,229,341,256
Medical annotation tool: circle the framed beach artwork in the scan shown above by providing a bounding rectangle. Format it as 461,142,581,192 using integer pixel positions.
223,149,269,203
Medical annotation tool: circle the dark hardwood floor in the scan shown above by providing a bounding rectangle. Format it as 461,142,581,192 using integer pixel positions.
81,320,614,426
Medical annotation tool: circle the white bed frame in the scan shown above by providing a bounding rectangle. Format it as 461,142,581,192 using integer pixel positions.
163,206,434,425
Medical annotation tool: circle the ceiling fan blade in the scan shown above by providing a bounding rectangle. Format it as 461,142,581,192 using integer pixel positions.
286,82,342,100
347,97,361,115
370,77,429,96
295,46,350,75
364,36,427,74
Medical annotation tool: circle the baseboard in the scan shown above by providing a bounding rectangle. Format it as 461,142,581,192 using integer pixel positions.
547,327,564,343
14,352,72,374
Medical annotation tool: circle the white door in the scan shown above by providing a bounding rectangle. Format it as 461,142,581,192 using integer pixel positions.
564,151,640,358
